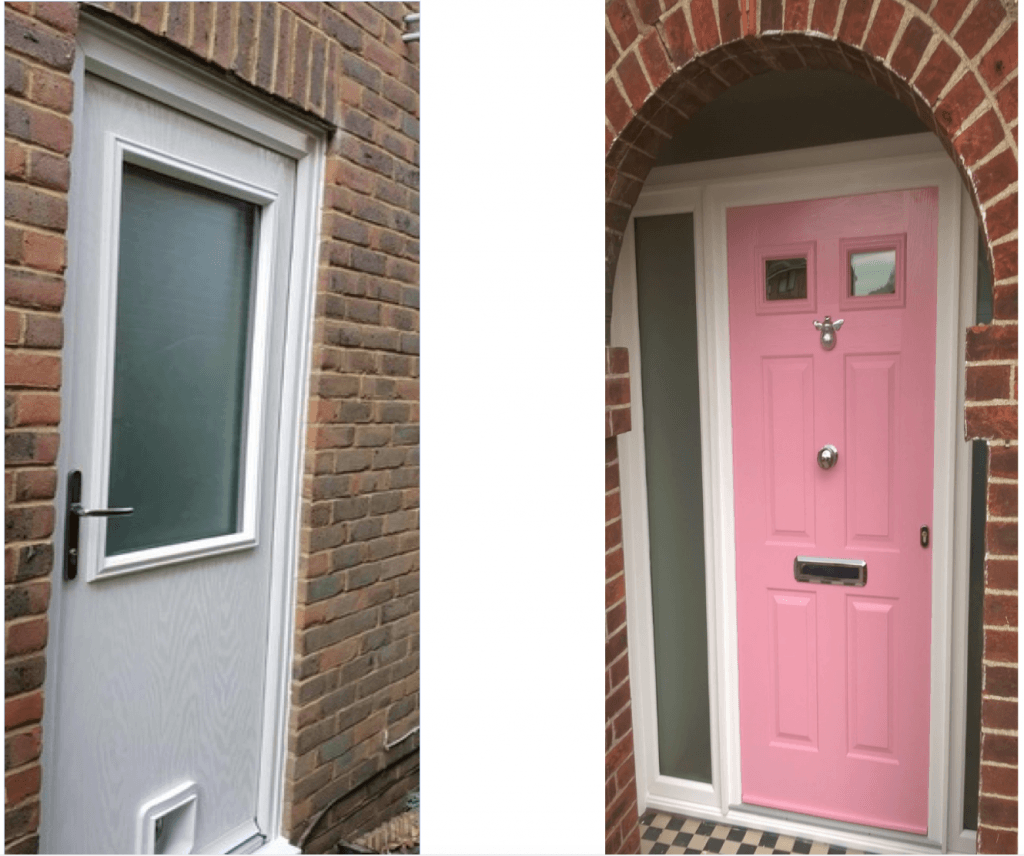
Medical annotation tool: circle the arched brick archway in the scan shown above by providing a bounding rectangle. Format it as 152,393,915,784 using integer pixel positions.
604,1,1017,853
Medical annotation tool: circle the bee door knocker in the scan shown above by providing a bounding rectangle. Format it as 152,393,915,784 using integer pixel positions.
813,315,844,351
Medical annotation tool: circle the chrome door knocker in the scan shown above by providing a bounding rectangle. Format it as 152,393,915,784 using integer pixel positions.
813,315,844,350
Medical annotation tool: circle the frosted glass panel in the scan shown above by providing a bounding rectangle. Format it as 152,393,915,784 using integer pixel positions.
106,163,257,556
634,213,713,784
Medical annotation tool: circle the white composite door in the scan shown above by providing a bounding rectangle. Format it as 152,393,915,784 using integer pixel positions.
43,71,296,853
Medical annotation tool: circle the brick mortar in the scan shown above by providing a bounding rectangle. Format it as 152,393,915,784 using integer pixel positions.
4,85,73,114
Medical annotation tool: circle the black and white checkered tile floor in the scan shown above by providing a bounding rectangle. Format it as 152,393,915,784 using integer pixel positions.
639,811,870,855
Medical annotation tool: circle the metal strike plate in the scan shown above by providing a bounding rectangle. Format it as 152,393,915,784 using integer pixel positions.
794,556,867,587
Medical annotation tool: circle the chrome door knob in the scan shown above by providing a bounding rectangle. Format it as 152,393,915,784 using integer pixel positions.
817,444,838,470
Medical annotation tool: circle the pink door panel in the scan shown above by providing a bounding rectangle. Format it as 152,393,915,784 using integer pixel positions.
728,189,938,834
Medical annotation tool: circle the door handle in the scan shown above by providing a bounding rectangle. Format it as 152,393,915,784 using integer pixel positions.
63,470,134,580
71,503,135,518
817,444,839,470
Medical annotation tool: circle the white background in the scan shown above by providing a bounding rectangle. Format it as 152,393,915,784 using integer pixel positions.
420,3,607,853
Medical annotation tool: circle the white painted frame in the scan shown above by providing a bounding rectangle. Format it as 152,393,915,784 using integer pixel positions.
42,15,326,853
612,133,979,855
85,134,280,581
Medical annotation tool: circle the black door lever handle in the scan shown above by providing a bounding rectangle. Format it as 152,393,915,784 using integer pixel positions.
63,470,134,580
71,503,134,517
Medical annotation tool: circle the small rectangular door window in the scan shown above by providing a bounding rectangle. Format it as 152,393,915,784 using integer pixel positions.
106,162,258,556
850,249,897,296
765,257,808,300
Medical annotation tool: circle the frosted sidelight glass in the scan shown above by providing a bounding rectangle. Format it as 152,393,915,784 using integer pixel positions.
634,213,713,784
105,163,257,556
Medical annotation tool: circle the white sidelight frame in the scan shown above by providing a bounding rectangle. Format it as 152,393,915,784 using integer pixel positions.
612,134,980,855
42,15,326,853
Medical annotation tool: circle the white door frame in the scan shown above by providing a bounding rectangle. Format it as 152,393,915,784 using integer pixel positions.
611,133,979,854
41,16,325,853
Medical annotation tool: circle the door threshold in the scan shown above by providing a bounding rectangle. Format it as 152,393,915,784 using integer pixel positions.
644,795,944,854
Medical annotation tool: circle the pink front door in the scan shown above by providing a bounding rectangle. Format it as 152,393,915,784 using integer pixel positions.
728,188,939,834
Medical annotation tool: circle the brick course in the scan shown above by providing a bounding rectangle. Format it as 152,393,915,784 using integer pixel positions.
606,0,1016,851
4,2,418,852
605,345,639,854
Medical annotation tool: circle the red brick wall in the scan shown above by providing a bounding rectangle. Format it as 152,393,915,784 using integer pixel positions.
606,346,640,854
5,5,78,851
606,0,1017,851
976,440,1018,854
5,3,419,852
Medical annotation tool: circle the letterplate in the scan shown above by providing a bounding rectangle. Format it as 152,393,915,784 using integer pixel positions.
793,556,867,587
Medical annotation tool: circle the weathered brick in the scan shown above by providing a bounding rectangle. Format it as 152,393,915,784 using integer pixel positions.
4,11,74,70
5,655,45,697
994,76,1016,123
913,40,960,105
935,72,984,136
22,311,62,347
256,3,277,90
655,7,692,72
28,66,72,114
966,364,1012,401
977,793,1018,826
954,0,1007,58
966,404,1018,440
986,519,1018,555
985,194,1017,243
978,827,1018,854
985,662,1018,696
232,1,258,81
991,239,1017,281
978,23,1017,89
291,19,312,104
973,149,1017,203
191,2,212,58
955,109,1005,167
965,324,1017,361
890,16,933,81
4,693,42,731
13,469,55,502
986,557,1017,591
5,353,61,389
5,182,68,229
26,149,69,191
932,0,972,33
606,0,639,49
8,544,52,582
5,765,41,805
